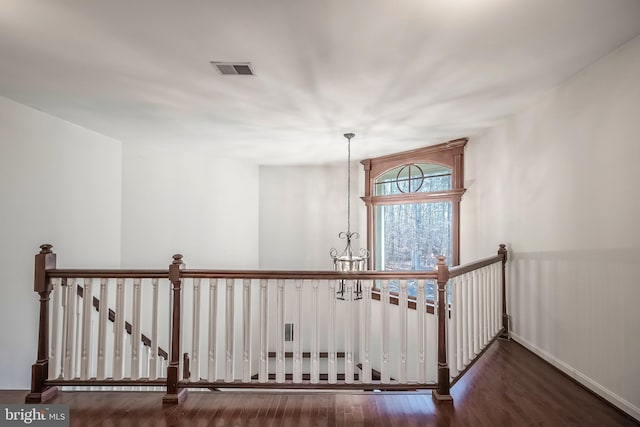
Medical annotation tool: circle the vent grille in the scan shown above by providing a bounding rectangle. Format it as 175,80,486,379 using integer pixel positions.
211,62,254,76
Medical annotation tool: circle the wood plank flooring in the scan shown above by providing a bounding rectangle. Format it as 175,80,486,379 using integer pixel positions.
1,340,637,426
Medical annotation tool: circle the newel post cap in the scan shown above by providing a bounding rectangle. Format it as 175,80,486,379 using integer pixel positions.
498,244,508,262
172,254,184,265
39,244,53,254
434,256,449,284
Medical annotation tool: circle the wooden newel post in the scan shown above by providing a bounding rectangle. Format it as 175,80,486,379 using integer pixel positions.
433,255,453,402
163,254,188,405
498,244,509,339
25,244,59,403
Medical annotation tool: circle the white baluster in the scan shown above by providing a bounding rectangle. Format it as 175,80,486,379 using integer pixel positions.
276,279,285,383
293,280,302,383
399,280,408,383
456,276,464,372
328,280,337,384
149,278,159,380
428,280,437,383
49,278,61,380
416,279,426,383
311,280,319,384
63,278,76,380
484,266,493,344
96,279,108,380
484,267,490,344
344,281,354,384
191,278,201,382
130,278,142,380
74,282,81,379
469,270,472,360
113,278,125,379
494,263,500,335
225,278,234,382
465,274,473,365
242,278,251,383
492,264,497,336
481,267,488,347
208,279,218,382
258,279,268,383
80,278,93,380
362,280,372,384
381,280,390,383
448,278,458,378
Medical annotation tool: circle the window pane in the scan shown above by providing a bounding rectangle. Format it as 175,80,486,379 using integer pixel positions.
376,202,452,297
374,163,452,195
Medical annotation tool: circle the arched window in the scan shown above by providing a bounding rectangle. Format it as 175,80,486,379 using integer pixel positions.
361,138,467,271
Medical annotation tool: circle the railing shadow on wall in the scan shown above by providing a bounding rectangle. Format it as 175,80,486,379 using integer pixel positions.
25,243,508,405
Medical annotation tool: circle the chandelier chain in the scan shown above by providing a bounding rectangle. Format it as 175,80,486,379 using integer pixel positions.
347,134,351,235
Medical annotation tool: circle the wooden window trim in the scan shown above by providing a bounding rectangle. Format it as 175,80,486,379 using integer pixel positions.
360,138,467,268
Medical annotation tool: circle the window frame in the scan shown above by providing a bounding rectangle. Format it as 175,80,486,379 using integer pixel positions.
360,138,467,269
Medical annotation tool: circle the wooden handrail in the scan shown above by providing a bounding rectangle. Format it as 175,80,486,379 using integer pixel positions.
48,269,168,278
449,254,503,278
182,269,438,280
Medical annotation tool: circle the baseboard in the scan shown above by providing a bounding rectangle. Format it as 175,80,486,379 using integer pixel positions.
511,332,640,422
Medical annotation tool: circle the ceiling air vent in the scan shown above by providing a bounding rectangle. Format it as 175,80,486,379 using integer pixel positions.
211,62,254,76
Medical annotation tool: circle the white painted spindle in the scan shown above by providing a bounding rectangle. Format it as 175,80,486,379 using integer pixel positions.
49,278,61,380
242,278,251,383
293,280,302,383
455,276,464,372
399,280,408,383
493,263,498,335
113,278,125,379
311,280,319,384
416,279,426,383
149,278,159,380
191,278,201,381
362,280,372,383
493,263,499,335
225,278,234,382
328,280,337,384
472,270,480,355
276,279,285,383
131,278,142,380
448,278,458,378
481,268,488,347
63,278,76,380
465,274,473,365
96,279,108,380
208,279,218,382
381,280,390,383
344,281,354,384
80,278,93,380
258,279,268,383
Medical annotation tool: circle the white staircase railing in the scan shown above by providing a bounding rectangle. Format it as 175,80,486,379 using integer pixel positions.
25,243,508,406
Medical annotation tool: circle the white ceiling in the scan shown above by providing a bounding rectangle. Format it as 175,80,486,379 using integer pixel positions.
1,0,639,165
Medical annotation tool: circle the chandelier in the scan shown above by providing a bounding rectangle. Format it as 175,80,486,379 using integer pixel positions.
330,133,369,300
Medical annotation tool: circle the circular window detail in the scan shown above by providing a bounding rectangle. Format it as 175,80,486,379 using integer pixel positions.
395,164,425,193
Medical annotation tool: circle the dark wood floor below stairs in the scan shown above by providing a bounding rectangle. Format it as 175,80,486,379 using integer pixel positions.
1,339,637,426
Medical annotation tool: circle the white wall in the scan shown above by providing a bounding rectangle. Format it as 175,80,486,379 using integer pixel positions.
462,35,640,419
120,143,260,269
0,96,122,388
120,144,260,374
258,165,367,366
259,164,366,270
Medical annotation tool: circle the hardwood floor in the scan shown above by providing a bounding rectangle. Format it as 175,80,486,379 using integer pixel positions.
2,340,637,426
